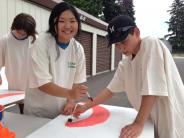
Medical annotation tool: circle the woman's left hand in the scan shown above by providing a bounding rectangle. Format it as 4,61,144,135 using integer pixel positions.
60,100,76,115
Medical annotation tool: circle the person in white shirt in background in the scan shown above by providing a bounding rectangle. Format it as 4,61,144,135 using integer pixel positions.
24,2,88,119
74,15,184,138
0,13,37,114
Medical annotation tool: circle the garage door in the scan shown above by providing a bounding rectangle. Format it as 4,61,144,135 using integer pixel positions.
96,35,111,73
75,31,92,76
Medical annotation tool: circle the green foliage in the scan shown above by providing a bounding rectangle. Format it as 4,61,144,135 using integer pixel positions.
119,0,135,21
65,0,135,23
102,0,122,22
65,0,103,18
102,0,135,23
166,0,184,50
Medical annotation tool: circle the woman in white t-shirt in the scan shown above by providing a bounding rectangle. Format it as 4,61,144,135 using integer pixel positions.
74,15,184,138
0,13,37,113
24,2,88,118
0,13,37,90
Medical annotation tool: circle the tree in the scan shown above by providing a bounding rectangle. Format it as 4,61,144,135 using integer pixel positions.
118,0,135,21
102,0,135,23
165,0,184,50
65,0,135,23
102,0,122,22
65,0,103,18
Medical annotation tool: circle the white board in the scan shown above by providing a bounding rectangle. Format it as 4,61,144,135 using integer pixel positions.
26,105,154,138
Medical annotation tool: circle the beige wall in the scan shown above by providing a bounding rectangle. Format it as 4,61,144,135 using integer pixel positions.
0,0,50,35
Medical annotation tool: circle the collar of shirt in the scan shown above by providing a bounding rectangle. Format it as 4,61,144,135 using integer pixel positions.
57,42,69,49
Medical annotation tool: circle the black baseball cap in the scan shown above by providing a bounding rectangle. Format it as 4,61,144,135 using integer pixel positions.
106,15,136,47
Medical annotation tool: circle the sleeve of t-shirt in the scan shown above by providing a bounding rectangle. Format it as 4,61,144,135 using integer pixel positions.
73,42,87,84
0,36,6,70
107,61,125,93
29,35,52,88
141,38,168,96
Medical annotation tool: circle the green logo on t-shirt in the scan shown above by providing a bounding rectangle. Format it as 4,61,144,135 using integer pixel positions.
68,62,76,68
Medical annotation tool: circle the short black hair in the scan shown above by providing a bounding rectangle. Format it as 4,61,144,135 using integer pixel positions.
11,13,37,43
47,2,81,38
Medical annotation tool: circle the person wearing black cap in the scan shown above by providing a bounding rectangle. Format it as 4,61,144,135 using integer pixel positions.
24,2,88,118
74,15,184,138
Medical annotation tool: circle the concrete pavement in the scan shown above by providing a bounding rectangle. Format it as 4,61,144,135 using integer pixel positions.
174,57,184,82
86,71,132,107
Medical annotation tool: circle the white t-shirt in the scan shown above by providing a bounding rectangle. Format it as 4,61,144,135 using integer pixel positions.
107,36,184,138
24,33,86,118
0,33,32,90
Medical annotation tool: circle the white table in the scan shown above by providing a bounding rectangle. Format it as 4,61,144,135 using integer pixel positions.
27,105,154,138
0,90,25,114
0,90,25,106
4,112,51,138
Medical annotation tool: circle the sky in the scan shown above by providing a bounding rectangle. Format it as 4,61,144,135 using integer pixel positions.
134,0,174,38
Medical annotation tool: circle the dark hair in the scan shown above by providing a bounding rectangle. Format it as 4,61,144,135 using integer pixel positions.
11,13,37,43
47,2,81,60
48,2,81,37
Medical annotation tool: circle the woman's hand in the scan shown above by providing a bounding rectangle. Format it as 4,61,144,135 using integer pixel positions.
68,84,88,100
73,104,88,118
60,100,76,115
119,121,143,138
